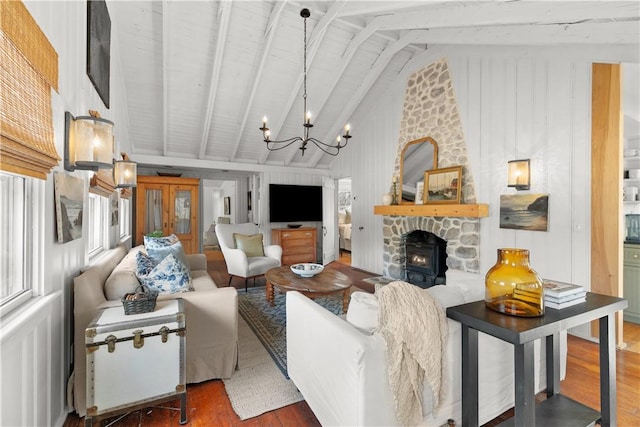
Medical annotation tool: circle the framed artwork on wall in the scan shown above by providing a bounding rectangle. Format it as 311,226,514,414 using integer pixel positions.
54,172,85,243
423,166,462,204
87,0,111,108
500,194,549,231
224,196,231,215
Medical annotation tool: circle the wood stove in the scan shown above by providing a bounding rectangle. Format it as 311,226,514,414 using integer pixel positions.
403,230,447,288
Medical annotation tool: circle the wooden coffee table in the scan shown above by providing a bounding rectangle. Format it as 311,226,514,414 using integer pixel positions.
265,266,352,313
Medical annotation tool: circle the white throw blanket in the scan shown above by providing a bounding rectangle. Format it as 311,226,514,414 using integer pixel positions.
376,281,449,426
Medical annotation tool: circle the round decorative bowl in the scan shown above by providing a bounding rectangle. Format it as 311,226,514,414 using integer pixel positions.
290,263,324,278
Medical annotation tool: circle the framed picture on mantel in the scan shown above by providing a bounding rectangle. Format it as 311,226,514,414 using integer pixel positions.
424,166,462,204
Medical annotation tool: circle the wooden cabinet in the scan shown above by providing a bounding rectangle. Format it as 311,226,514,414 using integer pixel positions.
135,176,200,254
272,227,317,265
623,243,640,324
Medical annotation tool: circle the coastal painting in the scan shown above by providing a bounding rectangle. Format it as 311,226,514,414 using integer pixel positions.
54,173,85,243
500,194,549,231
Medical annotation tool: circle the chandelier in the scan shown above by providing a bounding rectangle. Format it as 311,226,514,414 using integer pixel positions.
260,8,352,157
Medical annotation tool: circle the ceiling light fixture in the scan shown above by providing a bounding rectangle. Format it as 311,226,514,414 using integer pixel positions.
260,8,352,157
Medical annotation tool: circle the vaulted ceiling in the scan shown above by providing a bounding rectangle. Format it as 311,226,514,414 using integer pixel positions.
108,1,640,172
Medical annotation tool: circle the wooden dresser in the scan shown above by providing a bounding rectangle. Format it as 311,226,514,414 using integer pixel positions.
271,227,317,265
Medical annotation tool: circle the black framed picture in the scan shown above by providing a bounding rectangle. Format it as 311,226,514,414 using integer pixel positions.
87,0,111,108
224,197,231,215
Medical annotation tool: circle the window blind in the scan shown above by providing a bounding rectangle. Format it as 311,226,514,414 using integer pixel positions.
0,1,60,179
89,169,115,198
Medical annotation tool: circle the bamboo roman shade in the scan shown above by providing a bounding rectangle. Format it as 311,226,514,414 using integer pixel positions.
0,1,60,180
89,169,115,198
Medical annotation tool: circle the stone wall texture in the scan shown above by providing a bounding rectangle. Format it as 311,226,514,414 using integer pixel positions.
384,57,480,278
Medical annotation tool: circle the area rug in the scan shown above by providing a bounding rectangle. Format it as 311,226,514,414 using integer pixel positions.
237,286,342,377
222,316,303,420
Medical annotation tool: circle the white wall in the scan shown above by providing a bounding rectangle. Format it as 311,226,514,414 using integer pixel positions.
0,2,131,426
333,45,638,340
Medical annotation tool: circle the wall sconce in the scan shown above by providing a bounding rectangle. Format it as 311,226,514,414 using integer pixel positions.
64,111,114,171
507,159,530,190
114,152,137,188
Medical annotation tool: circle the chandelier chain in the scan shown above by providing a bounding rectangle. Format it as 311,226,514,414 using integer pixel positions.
260,8,352,157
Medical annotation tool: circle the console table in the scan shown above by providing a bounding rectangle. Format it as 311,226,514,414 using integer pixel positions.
446,292,627,427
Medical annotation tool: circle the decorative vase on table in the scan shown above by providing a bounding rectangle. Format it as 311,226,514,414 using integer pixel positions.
485,248,544,317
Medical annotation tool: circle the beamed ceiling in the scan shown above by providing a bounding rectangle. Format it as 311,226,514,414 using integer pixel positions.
108,1,640,173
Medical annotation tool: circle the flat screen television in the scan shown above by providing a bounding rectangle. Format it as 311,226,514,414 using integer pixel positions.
269,184,322,222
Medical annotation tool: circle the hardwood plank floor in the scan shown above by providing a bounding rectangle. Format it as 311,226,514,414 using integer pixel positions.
64,260,640,427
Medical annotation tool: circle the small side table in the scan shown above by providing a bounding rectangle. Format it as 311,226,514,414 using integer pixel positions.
446,292,627,427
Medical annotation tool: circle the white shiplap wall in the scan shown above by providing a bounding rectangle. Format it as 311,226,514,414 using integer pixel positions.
333,45,636,341
1,2,131,426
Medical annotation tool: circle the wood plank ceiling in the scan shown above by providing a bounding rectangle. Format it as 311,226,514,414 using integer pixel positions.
108,1,640,172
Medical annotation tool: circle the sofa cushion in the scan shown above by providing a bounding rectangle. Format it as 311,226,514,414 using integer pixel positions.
233,233,265,257
104,270,140,301
445,269,485,302
346,291,379,334
104,247,144,300
139,253,192,294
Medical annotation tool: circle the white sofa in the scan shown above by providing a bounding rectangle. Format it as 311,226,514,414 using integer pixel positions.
286,269,567,426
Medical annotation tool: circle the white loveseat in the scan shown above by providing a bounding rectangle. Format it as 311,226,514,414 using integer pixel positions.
286,269,567,426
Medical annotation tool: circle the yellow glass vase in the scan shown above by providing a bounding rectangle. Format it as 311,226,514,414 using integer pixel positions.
485,248,544,317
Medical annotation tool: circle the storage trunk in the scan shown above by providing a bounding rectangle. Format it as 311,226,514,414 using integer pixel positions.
85,299,186,424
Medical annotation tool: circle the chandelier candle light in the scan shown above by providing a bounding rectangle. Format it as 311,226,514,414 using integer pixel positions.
260,9,352,156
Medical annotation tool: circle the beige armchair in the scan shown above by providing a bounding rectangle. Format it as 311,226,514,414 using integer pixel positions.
215,222,282,291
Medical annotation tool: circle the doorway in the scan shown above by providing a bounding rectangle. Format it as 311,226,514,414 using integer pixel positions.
337,177,352,265
202,179,236,260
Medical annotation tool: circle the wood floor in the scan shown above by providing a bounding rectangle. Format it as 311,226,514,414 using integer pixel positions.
64,259,640,427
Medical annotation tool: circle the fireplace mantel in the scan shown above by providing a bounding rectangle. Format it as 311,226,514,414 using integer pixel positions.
373,203,489,218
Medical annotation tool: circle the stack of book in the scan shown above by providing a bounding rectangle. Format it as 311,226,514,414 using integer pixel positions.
543,280,586,309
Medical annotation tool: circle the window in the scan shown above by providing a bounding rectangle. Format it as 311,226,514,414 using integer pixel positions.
119,196,130,239
87,193,108,257
0,172,32,313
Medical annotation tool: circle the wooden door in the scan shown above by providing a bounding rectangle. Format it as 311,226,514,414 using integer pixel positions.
135,181,170,247
170,184,198,253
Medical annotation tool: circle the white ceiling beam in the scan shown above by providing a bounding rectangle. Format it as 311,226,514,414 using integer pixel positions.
307,30,429,168
408,21,640,45
370,1,640,31
258,1,345,165
162,0,169,156
229,2,287,161
265,0,288,37
197,1,232,159
338,1,433,18
133,154,332,176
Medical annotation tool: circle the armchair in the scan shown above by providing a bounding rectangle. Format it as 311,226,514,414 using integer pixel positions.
215,222,282,291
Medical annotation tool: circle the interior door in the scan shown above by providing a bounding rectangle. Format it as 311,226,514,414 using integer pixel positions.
170,185,197,253
136,183,170,246
322,177,337,265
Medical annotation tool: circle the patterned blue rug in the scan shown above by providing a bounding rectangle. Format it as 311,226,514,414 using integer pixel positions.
238,286,342,378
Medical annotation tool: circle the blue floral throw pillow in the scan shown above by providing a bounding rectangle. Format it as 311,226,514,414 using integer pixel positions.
144,234,189,269
135,251,157,279
144,233,179,249
139,253,192,294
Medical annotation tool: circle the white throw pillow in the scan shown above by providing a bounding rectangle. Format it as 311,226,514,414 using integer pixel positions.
346,291,379,334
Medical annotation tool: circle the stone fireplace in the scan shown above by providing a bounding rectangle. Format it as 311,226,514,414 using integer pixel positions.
379,57,483,280
382,215,480,281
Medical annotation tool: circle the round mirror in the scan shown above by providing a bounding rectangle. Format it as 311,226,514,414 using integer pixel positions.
400,137,438,203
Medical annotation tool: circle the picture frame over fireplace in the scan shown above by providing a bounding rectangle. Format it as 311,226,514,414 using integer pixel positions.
424,165,462,204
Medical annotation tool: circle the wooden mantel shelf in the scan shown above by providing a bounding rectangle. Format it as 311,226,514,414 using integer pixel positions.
373,203,489,218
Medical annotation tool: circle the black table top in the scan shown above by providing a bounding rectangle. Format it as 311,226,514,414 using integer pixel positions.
446,292,627,344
